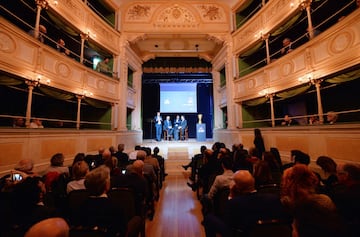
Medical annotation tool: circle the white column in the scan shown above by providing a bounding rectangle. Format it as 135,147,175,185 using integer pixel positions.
25,81,39,128
80,33,88,64
76,95,84,130
269,94,275,127
314,80,324,124
212,70,223,129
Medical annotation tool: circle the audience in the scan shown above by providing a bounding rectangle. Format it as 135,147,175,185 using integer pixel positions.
330,163,360,237
2,141,359,237
281,114,298,126
326,111,338,124
13,117,25,128
206,155,233,200
80,165,126,236
292,198,345,237
115,143,129,169
29,118,44,128
282,149,310,171
315,156,338,193
13,176,59,231
66,160,88,194
253,128,265,159
203,170,291,237
28,24,47,43
280,37,293,55
281,164,335,211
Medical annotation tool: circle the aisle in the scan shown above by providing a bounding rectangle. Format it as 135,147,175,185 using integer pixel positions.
145,166,205,236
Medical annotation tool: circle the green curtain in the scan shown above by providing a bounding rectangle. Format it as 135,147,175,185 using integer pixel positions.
39,86,74,101
276,84,311,99
238,58,258,77
46,11,79,36
84,97,111,109
0,75,23,86
87,40,112,58
326,69,360,84
237,0,255,12
271,12,302,36
243,96,268,106
242,41,264,57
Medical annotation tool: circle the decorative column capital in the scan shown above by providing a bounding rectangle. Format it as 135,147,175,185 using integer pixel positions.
35,0,49,9
25,79,40,88
261,33,270,41
299,0,312,10
80,32,89,41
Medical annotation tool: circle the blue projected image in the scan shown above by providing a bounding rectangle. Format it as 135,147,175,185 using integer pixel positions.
160,83,197,113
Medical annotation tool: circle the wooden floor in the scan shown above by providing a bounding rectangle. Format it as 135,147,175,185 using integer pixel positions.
145,156,206,237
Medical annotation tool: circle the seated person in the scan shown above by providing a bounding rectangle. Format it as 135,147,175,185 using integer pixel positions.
281,114,298,126
111,160,148,216
308,115,320,125
203,170,291,237
95,57,112,76
163,116,173,139
13,117,25,128
28,24,47,43
66,160,89,194
182,145,207,181
79,165,126,235
281,37,293,55
179,115,188,140
326,111,338,124
173,115,181,140
12,176,59,232
29,119,44,128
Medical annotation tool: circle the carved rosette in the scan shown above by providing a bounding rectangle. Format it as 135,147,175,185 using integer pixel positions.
55,62,71,78
154,5,198,28
126,4,155,21
195,4,226,22
0,32,16,53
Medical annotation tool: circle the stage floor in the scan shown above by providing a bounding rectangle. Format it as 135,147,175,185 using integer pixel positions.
141,138,214,160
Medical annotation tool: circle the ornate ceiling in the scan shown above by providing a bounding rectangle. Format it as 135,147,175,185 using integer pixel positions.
113,0,238,62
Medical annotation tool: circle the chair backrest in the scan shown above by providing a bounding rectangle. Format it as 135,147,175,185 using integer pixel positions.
67,189,90,225
108,187,137,223
70,228,108,237
213,187,230,218
247,219,292,237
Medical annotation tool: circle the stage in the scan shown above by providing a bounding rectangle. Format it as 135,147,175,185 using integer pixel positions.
141,138,214,160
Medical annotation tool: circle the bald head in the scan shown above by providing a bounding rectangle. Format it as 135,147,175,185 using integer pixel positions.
230,170,255,198
25,218,69,237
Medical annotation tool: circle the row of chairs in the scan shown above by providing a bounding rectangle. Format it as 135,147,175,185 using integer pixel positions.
68,187,145,237
163,127,188,141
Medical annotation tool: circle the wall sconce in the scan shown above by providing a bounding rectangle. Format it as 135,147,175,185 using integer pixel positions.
82,90,93,97
259,89,274,98
53,1,58,6
298,73,313,83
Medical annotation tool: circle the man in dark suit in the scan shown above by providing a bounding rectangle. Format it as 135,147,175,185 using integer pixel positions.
154,112,162,141
173,115,181,140
179,115,188,140
163,116,173,140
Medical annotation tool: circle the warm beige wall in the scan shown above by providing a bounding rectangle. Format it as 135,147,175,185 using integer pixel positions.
0,129,142,176
214,124,360,165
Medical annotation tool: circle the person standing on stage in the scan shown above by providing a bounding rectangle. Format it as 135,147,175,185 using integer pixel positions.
154,112,163,141
173,115,181,140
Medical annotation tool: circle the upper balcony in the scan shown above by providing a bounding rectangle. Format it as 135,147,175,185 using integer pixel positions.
0,18,120,103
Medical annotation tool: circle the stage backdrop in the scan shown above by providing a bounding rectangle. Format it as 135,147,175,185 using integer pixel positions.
142,83,213,139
